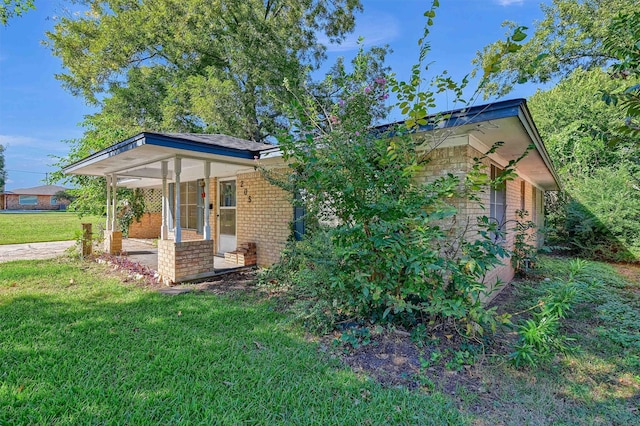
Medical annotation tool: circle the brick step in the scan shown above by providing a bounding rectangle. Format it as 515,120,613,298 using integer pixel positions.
224,242,257,266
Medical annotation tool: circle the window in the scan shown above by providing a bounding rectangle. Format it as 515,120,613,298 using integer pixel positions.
532,187,538,224
490,165,506,239
531,187,544,226
169,180,204,232
19,195,37,205
51,196,59,205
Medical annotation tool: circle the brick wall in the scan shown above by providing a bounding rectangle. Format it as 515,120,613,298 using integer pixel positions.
236,170,292,266
157,239,215,284
104,230,122,255
128,212,162,239
4,194,70,210
416,143,547,302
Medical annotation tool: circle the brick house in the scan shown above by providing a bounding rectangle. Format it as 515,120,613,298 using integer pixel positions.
0,185,71,211
63,98,559,285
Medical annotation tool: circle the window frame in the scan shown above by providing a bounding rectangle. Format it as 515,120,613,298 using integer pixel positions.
169,180,205,233
18,195,38,206
490,164,507,242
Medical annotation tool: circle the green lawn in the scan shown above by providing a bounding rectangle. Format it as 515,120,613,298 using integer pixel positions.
0,259,461,424
1,256,638,424
455,256,640,425
0,212,103,245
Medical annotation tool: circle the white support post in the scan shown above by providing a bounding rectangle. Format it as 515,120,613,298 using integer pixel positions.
111,174,117,231
203,161,211,240
161,161,168,240
174,157,181,243
105,175,112,231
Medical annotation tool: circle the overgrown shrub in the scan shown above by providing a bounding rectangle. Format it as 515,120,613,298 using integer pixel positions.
261,10,532,338
511,209,539,276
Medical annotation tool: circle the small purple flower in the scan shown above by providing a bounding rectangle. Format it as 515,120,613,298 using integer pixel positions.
378,93,389,100
374,77,387,85
338,99,345,107
364,86,372,94
355,131,360,136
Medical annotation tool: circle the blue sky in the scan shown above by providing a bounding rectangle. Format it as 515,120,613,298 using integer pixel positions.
0,0,551,190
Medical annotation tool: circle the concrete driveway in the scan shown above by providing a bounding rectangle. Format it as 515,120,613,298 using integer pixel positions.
0,240,77,263
0,239,154,264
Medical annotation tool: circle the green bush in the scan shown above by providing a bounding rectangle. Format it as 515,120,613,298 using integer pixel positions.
261,29,530,338
562,166,640,262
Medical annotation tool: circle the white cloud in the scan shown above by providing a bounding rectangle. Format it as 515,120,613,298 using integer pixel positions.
496,0,524,5
0,134,68,153
318,13,400,52
0,134,41,147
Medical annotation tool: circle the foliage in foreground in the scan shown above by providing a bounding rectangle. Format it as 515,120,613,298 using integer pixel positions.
0,258,461,424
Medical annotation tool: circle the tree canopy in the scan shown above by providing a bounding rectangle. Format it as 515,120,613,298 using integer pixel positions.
475,0,637,98
0,0,34,25
528,68,639,178
47,0,363,142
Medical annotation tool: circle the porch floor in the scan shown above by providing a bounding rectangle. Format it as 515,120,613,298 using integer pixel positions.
120,238,243,273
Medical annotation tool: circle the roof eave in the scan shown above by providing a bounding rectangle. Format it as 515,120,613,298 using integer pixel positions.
516,101,562,191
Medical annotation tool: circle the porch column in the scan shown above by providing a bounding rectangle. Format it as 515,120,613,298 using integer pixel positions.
174,157,181,243
105,175,112,231
203,161,211,240
161,161,168,240
111,173,117,231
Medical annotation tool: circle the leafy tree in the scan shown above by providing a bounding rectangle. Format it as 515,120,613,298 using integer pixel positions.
0,0,34,25
528,69,640,260
528,68,639,179
48,0,369,216
477,0,640,261
601,11,640,139
46,0,363,142
0,144,6,192
475,0,637,98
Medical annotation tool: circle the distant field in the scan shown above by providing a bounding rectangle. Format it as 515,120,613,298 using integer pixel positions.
0,212,103,245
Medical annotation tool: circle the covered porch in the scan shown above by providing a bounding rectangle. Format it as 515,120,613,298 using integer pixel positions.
63,132,277,284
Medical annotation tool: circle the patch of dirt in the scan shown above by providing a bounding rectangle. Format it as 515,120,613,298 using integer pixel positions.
612,262,640,293
92,254,262,295
191,271,260,295
330,329,422,388
320,325,497,398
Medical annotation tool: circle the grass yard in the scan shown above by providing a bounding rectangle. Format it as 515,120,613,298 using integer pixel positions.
0,212,103,245
1,256,638,424
454,256,640,425
0,259,460,425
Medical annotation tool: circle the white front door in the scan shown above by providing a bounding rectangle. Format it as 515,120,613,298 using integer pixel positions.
217,179,237,254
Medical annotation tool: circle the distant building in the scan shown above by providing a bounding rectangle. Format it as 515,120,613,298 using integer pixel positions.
0,185,70,211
